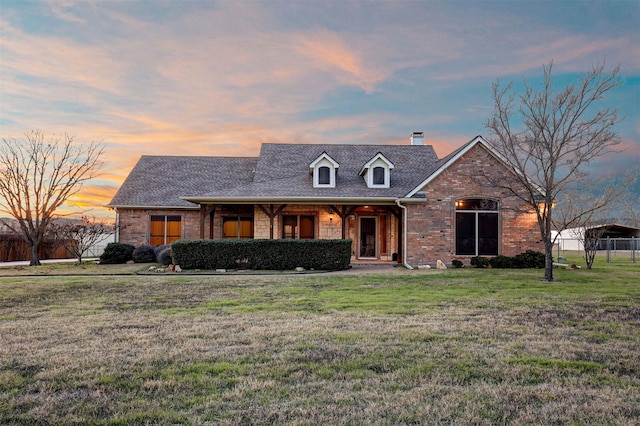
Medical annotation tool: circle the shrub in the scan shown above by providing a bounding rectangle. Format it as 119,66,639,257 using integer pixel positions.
172,239,352,271
99,242,135,264
489,255,513,269
154,244,170,262
451,259,464,268
513,250,545,268
470,256,489,268
132,245,155,263
157,247,173,265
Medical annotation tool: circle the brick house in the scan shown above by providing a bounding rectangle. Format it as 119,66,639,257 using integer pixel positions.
107,134,541,267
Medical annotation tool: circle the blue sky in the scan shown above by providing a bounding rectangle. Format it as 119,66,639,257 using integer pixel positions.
1,0,638,216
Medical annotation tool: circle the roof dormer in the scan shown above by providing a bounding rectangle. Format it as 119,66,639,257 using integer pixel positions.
359,153,394,188
309,152,339,188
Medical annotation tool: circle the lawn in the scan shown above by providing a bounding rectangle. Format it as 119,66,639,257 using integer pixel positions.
0,258,638,424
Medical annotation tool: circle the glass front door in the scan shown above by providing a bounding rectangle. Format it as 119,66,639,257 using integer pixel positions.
359,217,377,258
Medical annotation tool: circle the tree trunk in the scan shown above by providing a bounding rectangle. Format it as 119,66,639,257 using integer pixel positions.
544,241,554,282
29,243,42,266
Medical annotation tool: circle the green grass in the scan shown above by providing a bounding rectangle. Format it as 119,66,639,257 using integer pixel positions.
0,262,638,424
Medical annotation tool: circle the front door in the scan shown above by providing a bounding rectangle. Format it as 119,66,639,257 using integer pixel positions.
359,217,377,258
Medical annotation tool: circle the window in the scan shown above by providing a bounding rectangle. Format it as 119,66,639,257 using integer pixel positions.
223,217,254,239
282,215,314,239
318,166,330,185
455,199,498,256
373,167,385,185
150,215,181,246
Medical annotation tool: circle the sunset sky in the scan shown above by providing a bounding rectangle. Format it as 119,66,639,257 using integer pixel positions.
1,0,639,219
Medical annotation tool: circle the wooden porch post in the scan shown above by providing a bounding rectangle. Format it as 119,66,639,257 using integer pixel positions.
256,204,287,239
329,205,357,239
200,205,216,239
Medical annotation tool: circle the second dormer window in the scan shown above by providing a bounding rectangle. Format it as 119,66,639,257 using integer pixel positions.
318,166,331,185
373,167,385,185
360,152,394,188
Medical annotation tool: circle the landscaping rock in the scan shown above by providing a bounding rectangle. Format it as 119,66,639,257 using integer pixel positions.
174,265,182,272
417,264,431,269
295,267,305,272
436,260,447,270
216,269,226,273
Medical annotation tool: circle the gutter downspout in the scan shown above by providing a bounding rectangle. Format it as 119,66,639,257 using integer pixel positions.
395,199,413,270
115,209,120,243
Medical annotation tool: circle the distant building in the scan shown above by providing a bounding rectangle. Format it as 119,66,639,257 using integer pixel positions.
553,224,640,251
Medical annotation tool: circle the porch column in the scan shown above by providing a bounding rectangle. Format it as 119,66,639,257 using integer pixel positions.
256,204,287,239
385,206,402,263
200,205,216,239
329,205,356,239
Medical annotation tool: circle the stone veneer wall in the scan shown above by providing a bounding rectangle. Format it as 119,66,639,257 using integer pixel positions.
116,209,201,247
404,144,542,266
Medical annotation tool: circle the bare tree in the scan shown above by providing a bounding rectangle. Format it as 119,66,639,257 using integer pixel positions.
0,131,104,266
553,175,633,269
485,61,622,281
49,216,114,263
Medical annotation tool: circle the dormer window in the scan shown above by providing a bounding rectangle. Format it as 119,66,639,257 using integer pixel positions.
360,153,394,188
318,166,330,185
309,152,339,188
373,167,385,185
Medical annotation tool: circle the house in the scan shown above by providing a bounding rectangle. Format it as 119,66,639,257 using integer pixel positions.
107,133,542,267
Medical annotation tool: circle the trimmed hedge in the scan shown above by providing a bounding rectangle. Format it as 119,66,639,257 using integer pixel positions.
172,239,352,271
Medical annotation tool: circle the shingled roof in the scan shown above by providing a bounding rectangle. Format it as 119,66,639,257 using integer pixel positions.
108,143,441,208
107,156,257,208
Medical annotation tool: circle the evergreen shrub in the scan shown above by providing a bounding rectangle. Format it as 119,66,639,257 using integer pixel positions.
489,255,513,269
513,250,545,268
157,247,173,265
451,259,464,268
470,256,489,268
154,244,170,262
172,239,352,271
99,243,135,264
132,245,155,263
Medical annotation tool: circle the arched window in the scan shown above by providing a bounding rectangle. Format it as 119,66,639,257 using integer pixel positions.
455,198,498,256
372,166,385,185
318,166,330,185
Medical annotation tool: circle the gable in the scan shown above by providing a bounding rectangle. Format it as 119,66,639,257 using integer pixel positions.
404,135,526,198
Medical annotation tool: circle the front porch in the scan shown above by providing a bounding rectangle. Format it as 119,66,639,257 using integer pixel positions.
197,203,404,263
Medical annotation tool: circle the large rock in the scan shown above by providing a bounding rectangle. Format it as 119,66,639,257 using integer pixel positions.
436,260,447,270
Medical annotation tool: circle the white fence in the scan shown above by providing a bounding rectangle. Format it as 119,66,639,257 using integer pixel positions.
555,237,638,263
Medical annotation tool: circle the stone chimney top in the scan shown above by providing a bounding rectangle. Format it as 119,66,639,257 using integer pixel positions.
410,132,424,145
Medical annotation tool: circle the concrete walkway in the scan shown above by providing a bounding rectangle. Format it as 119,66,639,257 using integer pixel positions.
0,258,98,267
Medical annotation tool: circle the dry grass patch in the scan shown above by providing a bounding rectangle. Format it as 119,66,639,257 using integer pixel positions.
1,265,639,424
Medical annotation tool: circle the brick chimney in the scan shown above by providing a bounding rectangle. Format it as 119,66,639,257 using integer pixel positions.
410,131,424,145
